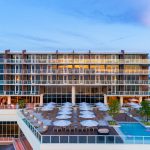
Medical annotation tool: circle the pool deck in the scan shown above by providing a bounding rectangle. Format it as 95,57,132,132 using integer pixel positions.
113,113,137,122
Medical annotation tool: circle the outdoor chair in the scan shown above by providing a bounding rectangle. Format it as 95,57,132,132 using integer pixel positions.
30,117,38,123
27,114,34,120
37,125,49,134
33,120,43,128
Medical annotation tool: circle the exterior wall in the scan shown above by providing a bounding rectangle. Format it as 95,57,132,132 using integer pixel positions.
40,144,150,150
0,109,17,121
0,50,149,104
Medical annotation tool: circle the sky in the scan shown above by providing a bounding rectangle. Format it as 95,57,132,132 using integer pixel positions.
0,0,150,52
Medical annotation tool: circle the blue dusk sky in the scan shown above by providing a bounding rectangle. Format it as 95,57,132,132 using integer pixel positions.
0,0,150,52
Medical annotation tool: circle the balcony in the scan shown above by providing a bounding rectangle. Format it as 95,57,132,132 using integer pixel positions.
1,58,150,64
0,91,39,95
0,80,150,85
107,91,150,95
0,69,149,75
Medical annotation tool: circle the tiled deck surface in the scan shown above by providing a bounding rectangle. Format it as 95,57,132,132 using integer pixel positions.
113,113,137,122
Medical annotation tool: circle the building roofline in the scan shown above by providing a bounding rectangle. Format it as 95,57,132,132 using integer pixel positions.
0,50,149,55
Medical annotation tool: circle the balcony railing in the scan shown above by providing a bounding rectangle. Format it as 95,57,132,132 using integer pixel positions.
1,59,150,64
107,91,150,95
0,69,149,74
0,80,150,85
0,90,149,96
0,91,39,95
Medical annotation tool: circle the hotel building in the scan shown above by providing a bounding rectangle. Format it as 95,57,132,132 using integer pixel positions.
0,50,150,150
0,50,150,106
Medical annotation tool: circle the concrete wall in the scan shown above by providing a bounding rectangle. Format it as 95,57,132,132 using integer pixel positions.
40,144,150,150
0,109,17,121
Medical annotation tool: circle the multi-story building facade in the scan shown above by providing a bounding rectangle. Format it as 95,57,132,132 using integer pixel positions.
0,50,150,107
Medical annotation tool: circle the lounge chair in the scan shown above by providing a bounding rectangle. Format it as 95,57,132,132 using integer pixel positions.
30,117,38,123
26,114,34,120
32,120,42,128
37,125,49,133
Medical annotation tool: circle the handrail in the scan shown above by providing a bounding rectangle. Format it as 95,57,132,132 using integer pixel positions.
0,69,149,74
0,80,150,85
0,58,150,64
17,110,42,143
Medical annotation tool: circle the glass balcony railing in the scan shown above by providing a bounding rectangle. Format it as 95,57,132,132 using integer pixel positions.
0,90,149,95
0,69,149,74
0,91,39,95
107,91,150,95
0,80,150,85
0,59,149,64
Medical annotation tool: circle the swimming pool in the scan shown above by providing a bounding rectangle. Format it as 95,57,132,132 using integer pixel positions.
118,123,150,144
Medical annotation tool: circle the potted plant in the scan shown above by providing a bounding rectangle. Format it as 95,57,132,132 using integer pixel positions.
18,99,25,108
108,99,120,117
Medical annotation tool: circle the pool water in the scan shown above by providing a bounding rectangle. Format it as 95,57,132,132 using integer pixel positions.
119,123,150,144
119,123,150,136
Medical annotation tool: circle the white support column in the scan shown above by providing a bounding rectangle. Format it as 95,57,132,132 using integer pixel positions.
139,96,142,103
40,94,43,106
72,86,76,106
31,96,34,103
104,94,107,105
120,96,123,106
7,96,11,105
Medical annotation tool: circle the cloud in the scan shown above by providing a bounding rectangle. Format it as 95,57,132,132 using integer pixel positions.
12,33,60,44
54,0,150,26
0,32,60,44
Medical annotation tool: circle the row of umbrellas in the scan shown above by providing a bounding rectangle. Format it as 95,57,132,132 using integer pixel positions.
53,120,99,127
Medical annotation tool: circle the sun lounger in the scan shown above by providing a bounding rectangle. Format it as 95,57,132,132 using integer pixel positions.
37,125,49,133
32,120,43,128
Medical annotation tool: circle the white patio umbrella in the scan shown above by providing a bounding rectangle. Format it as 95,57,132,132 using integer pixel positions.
98,120,108,126
42,119,52,126
80,120,98,127
80,111,94,115
96,102,105,107
63,102,72,105
79,114,96,119
99,107,109,111
104,115,113,121
53,120,71,127
58,111,72,115
79,102,90,106
129,98,139,102
131,103,141,109
62,102,72,107
60,107,72,111
98,105,109,111
80,107,92,111
41,107,53,111
56,115,71,119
